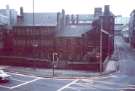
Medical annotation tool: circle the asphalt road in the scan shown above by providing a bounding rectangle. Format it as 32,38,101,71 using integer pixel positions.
0,72,135,91
0,72,74,91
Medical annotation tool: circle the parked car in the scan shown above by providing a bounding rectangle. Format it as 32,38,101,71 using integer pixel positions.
0,70,10,82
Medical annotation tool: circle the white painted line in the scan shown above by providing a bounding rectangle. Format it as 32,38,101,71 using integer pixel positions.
91,76,111,80
10,78,40,89
75,82,93,88
82,78,132,87
68,86,96,90
92,74,120,80
91,80,127,87
90,84,135,90
128,84,135,87
7,72,41,79
86,82,135,90
57,79,79,91
0,85,11,89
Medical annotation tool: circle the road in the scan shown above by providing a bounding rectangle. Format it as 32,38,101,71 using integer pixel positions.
1,36,135,91
0,72,74,91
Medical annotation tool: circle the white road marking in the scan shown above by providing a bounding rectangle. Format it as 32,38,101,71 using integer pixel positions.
0,72,42,89
93,74,124,80
128,84,135,87
75,83,93,88
7,72,41,79
77,79,135,90
90,84,135,90
91,75,113,80
95,80,124,86
57,79,79,91
10,78,41,89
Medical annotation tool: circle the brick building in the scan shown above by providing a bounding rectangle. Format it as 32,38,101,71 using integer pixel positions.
0,5,114,71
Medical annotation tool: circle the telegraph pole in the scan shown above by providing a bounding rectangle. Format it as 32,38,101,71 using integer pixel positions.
100,20,103,73
32,0,36,69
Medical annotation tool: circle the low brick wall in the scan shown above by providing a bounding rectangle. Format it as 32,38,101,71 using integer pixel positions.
0,56,100,72
0,56,51,68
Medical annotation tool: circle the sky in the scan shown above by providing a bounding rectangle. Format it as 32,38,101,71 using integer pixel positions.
0,0,134,17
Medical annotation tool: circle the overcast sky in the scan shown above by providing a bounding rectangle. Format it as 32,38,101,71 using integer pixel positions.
0,0,134,17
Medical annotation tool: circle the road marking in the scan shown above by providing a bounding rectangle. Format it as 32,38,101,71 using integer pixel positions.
57,79,79,91
90,84,135,90
91,75,115,80
128,84,135,87
10,78,40,89
7,72,41,79
79,79,135,90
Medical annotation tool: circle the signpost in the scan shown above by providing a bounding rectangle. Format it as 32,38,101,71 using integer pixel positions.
52,52,58,77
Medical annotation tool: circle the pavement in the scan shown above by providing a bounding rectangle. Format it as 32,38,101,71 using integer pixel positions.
0,36,135,91
2,66,99,78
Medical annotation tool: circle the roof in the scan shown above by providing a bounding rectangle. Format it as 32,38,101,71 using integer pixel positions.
19,13,57,26
0,14,8,25
78,14,94,21
57,24,92,37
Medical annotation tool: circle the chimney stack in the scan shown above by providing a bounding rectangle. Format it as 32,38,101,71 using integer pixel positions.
65,15,70,25
94,8,102,19
6,5,9,10
62,9,65,16
57,12,61,31
20,7,24,17
61,9,65,31
71,14,75,24
104,5,110,16
6,5,10,26
76,14,79,24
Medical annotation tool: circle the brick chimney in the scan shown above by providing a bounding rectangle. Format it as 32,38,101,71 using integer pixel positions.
94,8,102,20
71,14,75,24
65,14,70,25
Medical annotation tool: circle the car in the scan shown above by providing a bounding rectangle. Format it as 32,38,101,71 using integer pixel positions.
0,70,10,82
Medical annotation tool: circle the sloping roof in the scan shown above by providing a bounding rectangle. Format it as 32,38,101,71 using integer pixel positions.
20,13,57,26
57,24,92,37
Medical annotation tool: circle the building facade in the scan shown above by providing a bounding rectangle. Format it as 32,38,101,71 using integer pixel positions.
0,5,114,71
